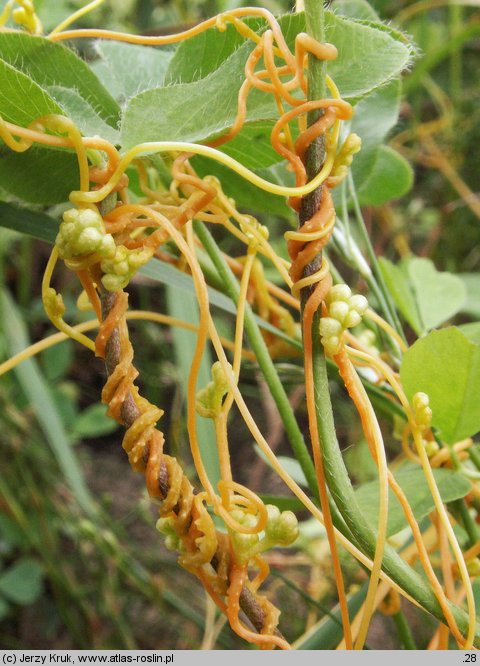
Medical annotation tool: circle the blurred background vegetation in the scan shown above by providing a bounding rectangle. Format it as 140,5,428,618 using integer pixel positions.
0,0,479,649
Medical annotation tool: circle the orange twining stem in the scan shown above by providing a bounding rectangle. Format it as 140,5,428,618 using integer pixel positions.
334,348,465,645
48,6,295,66
288,188,335,284
227,564,291,649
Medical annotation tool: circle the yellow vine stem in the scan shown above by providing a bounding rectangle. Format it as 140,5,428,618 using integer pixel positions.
41,248,96,352
0,311,251,380
68,139,338,206
1,113,338,206
49,0,106,36
347,345,476,647
364,308,408,354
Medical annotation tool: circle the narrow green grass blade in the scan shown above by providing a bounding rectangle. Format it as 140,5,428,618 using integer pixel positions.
165,285,221,487
0,289,96,516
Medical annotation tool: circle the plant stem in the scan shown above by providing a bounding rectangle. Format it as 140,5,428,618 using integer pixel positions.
393,609,417,649
348,174,406,342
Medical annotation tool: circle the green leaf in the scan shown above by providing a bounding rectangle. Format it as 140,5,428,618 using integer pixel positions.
255,446,308,487
379,257,466,335
0,289,97,515
460,273,480,318
0,558,43,605
0,146,79,204
40,338,74,381
0,515,25,555
0,32,119,125
334,0,380,21
217,122,287,170
166,11,413,100
357,145,413,205
121,46,277,149
458,323,480,345
355,466,472,537
165,286,221,487
72,403,119,439
400,327,480,444
165,21,252,84
92,41,174,103
46,86,120,145
122,11,413,149
379,257,423,334
342,79,414,205
407,257,466,332
0,58,61,126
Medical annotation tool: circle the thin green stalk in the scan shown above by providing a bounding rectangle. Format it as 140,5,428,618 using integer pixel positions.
449,4,463,101
468,445,480,471
451,499,479,548
348,174,406,342
393,609,417,649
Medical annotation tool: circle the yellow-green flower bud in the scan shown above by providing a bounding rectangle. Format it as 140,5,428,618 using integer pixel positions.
423,439,439,458
467,558,480,577
56,208,116,261
263,505,299,547
196,361,231,418
43,287,66,319
101,246,153,292
329,300,350,324
228,508,260,564
319,317,343,338
344,310,362,328
321,285,369,354
327,284,351,304
156,517,181,552
349,294,369,315
413,392,432,429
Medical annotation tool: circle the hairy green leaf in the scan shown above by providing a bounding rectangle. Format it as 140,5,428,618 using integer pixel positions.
0,58,61,126
122,11,413,149
47,86,120,144
92,41,174,103
0,32,118,125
